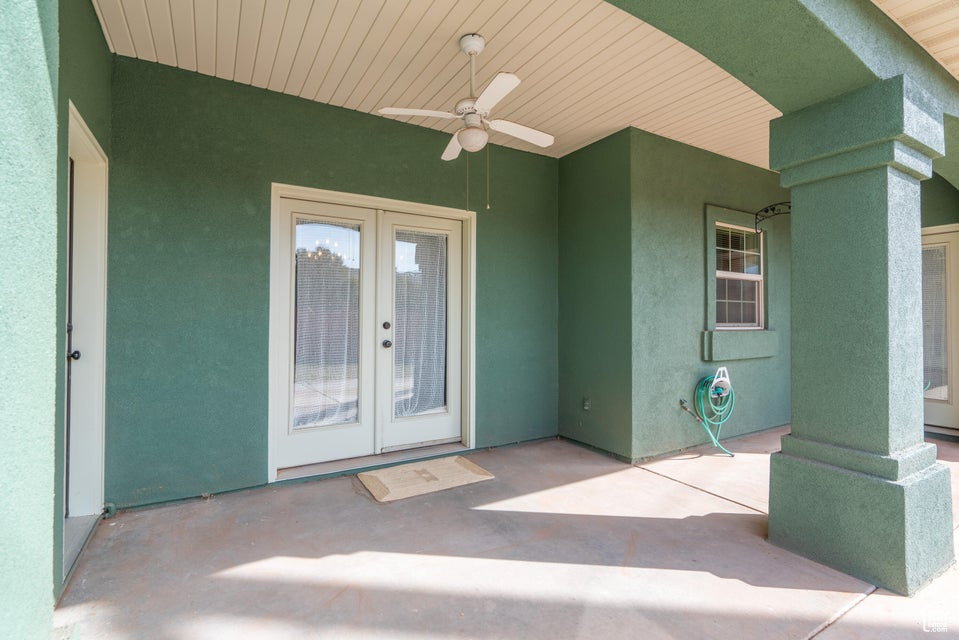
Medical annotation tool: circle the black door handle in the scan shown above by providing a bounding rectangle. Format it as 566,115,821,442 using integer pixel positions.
68,350,81,361
382,340,393,348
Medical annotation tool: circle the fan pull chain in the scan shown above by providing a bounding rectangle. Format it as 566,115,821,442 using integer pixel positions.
486,144,491,210
465,151,470,211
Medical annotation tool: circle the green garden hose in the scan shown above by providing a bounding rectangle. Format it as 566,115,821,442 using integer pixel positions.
693,374,735,457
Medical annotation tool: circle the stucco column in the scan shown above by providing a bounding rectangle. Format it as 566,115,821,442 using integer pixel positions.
768,76,954,595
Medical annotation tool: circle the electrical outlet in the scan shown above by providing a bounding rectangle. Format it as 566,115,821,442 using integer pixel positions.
582,397,591,411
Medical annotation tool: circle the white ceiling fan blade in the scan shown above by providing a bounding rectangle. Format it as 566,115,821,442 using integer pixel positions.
378,107,457,119
441,131,463,161
487,119,554,147
473,73,520,113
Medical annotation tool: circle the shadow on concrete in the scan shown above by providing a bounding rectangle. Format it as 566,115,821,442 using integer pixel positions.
57,438,880,639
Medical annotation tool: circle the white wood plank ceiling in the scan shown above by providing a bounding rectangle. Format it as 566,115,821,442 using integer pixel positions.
873,0,959,83
91,0,781,167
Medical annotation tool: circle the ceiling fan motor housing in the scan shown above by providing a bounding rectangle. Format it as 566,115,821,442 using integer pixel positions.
462,113,483,128
455,98,479,116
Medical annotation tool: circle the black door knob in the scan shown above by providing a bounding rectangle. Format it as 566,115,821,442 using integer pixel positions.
382,340,393,348
68,350,81,361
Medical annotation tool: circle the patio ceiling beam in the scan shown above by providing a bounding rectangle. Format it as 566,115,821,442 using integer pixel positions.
606,0,959,116
607,0,959,202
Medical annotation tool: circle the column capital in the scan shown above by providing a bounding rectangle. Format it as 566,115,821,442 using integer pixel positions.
770,75,944,187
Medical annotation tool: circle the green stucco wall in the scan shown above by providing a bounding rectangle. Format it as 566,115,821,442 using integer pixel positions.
0,1,59,637
629,129,791,458
107,58,558,507
54,0,113,594
558,128,789,460
477,150,559,447
922,173,959,228
59,0,112,154
557,130,634,458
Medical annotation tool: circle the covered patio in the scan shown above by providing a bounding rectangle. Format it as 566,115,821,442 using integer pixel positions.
7,1,959,637
54,429,959,638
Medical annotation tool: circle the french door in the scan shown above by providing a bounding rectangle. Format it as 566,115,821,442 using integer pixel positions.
271,196,464,471
377,212,462,450
922,229,959,432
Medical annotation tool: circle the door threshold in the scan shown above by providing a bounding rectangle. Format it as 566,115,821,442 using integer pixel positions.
276,442,470,482
925,425,959,440
62,513,100,587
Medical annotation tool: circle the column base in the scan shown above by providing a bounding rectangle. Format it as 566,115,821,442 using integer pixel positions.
769,448,954,595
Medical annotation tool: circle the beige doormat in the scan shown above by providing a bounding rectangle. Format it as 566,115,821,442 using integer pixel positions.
358,456,494,502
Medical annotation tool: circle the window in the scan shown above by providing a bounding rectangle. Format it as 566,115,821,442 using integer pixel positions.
715,223,763,329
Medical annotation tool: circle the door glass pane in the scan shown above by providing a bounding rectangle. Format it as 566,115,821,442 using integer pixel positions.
394,229,448,418
292,219,361,428
923,245,948,400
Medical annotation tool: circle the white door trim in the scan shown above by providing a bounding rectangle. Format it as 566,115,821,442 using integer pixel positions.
922,228,959,431
65,102,108,523
268,184,476,481
923,223,959,236
273,183,477,222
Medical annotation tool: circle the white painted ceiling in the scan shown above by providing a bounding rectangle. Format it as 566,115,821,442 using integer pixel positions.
92,0,785,166
873,0,959,83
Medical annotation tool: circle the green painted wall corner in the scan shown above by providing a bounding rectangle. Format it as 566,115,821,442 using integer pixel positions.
0,1,60,637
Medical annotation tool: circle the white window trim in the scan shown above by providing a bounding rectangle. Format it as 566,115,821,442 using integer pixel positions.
267,183,477,482
715,221,764,330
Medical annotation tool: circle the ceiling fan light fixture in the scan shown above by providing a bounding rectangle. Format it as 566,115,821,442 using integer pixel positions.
377,33,552,161
457,126,488,152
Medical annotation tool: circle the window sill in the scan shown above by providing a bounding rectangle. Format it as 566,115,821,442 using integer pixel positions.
702,330,778,361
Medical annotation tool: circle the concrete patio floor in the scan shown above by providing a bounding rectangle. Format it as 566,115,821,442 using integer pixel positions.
55,427,959,639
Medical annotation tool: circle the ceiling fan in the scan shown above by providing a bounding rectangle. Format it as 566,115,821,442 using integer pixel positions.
377,34,554,161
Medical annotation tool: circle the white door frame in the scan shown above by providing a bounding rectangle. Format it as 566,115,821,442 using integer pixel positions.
923,223,959,235
268,183,476,481
922,223,959,433
65,102,108,520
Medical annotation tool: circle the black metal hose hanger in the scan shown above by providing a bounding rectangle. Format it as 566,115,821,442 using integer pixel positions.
754,202,791,233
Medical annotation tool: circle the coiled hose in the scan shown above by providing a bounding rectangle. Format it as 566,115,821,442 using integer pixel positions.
693,375,735,456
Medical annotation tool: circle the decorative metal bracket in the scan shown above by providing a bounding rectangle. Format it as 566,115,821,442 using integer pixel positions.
754,201,791,233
